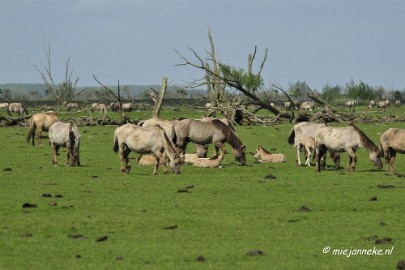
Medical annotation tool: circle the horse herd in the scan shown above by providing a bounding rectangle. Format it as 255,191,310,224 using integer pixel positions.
25,112,404,175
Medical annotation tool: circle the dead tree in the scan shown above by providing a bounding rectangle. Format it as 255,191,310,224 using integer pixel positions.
176,30,292,123
151,77,168,118
31,41,86,109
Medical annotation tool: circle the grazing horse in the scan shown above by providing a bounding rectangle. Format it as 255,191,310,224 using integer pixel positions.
288,122,340,169
174,119,246,166
314,124,382,172
113,124,181,175
27,112,59,146
294,134,315,166
49,121,81,166
254,146,286,163
7,103,28,116
380,128,405,174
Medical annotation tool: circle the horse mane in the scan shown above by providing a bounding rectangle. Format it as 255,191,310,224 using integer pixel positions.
258,146,271,154
349,123,379,152
156,125,177,154
211,119,243,148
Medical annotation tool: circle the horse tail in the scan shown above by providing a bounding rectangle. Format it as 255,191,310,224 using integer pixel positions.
113,129,119,153
68,121,76,154
26,116,36,144
287,127,295,145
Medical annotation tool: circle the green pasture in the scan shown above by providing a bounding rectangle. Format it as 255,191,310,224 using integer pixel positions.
0,110,404,269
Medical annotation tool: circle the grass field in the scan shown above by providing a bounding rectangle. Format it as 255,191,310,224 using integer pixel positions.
0,109,404,269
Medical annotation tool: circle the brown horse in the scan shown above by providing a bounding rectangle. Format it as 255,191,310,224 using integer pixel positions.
315,124,383,172
27,112,59,146
380,128,405,174
49,121,81,166
174,119,246,166
113,124,182,175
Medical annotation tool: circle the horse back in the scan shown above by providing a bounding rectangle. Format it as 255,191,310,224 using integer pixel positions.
381,128,405,153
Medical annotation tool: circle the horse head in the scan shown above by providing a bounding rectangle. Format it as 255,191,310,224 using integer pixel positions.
169,152,182,174
233,144,246,166
369,151,383,169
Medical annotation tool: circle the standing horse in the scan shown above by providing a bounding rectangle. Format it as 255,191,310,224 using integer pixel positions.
27,112,59,146
7,103,28,116
380,128,405,174
49,121,81,166
174,119,246,166
113,124,182,175
314,124,382,172
294,134,315,166
140,118,177,144
288,122,340,169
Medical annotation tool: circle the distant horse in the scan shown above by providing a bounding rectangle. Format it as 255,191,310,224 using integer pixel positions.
301,101,315,111
91,103,107,113
368,100,375,109
7,103,28,116
254,146,286,163
314,124,382,172
113,124,182,175
174,119,246,166
288,121,340,169
0,102,8,110
380,128,405,174
377,100,389,109
49,121,81,166
27,112,59,146
66,103,81,111
395,100,401,107
294,134,315,166
344,100,356,111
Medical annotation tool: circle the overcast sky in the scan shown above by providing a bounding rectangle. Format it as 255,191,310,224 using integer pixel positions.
1,0,404,91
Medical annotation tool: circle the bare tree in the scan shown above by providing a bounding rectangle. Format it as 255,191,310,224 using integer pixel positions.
176,30,292,123
31,41,86,109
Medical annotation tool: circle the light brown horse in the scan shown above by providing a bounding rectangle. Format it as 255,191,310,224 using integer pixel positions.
254,146,286,163
7,102,28,116
380,128,405,174
294,134,315,166
193,150,226,168
288,121,340,169
174,119,246,166
27,112,59,146
113,123,182,175
49,121,81,166
314,124,383,172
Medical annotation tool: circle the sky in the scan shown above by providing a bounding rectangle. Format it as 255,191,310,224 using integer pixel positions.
1,0,404,91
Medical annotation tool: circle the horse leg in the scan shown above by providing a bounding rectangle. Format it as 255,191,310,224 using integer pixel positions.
305,146,311,166
51,143,59,165
315,145,327,172
296,145,302,166
37,128,43,146
153,155,161,176
389,150,396,174
346,148,356,171
123,147,131,173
